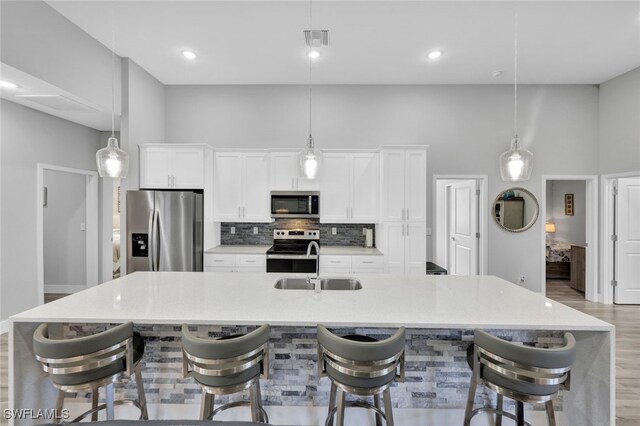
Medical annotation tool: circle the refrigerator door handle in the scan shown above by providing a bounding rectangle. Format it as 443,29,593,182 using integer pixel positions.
153,210,160,271
148,209,155,271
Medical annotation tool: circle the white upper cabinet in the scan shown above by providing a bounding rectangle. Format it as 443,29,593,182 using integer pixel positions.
380,149,427,222
320,151,379,223
269,151,319,190
213,151,271,222
140,144,205,189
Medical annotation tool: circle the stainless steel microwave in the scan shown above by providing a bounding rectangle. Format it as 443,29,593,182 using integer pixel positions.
270,191,320,218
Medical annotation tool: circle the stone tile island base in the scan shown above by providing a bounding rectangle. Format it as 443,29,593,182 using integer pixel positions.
10,323,598,425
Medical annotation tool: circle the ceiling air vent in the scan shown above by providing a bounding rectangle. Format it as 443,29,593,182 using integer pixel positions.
304,30,329,48
15,95,98,112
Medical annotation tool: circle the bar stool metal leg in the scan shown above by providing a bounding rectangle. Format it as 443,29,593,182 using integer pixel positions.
105,383,115,420
382,388,394,426
545,400,556,426
249,381,260,422
374,394,383,426
335,387,346,426
516,401,524,426
496,394,503,426
55,390,65,425
91,389,99,421
134,365,149,420
464,372,477,426
200,390,214,420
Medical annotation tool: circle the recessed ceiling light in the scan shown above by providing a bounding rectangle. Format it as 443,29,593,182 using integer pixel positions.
307,50,320,60
181,50,197,60
427,50,443,60
0,80,19,89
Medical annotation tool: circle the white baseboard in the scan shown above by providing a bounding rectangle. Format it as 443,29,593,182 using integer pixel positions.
63,403,566,425
0,320,8,334
44,285,86,294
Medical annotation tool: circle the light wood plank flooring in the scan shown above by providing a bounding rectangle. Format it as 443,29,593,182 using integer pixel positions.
547,279,640,425
1,287,638,424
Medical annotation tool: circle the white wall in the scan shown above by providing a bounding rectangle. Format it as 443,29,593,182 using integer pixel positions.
0,100,101,320
118,58,166,274
546,180,586,245
165,84,599,291
599,67,640,175
43,169,87,287
0,0,121,114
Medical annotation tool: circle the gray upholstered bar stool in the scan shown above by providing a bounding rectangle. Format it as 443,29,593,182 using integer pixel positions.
317,325,405,426
181,324,270,423
33,322,148,423
464,329,576,426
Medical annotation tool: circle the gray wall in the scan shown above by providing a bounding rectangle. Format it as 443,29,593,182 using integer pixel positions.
0,0,120,113
546,180,586,245
119,58,166,274
165,84,600,291
598,67,640,175
43,169,87,287
0,100,101,320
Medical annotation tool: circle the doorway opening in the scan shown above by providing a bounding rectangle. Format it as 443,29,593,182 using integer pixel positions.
541,175,598,301
433,175,488,275
602,172,640,304
37,164,98,305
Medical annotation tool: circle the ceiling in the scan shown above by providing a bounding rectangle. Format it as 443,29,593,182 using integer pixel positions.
46,1,640,85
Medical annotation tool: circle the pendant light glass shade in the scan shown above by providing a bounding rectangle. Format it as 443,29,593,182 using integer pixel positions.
499,137,533,181
97,136,129,178
299,135,322,179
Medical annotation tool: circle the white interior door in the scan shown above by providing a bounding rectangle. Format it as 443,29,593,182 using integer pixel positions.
447,180,478,276
615,177,640,304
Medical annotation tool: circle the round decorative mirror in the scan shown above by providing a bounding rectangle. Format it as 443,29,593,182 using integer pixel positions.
492,187,539,232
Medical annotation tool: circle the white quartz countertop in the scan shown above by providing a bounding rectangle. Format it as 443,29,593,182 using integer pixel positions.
206,245,271,254
320,246,382,255
12,272,612,331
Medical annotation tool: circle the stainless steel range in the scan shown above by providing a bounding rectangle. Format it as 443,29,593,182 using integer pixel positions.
266,229,319,273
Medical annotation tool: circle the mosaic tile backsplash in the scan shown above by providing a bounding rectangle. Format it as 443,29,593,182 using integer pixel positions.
63,324,564,411
220,219,375,247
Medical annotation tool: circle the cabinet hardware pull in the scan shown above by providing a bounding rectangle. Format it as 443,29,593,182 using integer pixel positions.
406,225,409,236
214,260,225,262
362,261,373,264
168,175,171,187
245,260,257,263
292,178,295,189
330,261,341,263
406,208,409,219
238,207,241,217
242,207,245,217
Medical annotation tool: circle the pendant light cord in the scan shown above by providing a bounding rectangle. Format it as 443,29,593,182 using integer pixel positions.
111,10,116,139
308,0,313,144
513,11,518,140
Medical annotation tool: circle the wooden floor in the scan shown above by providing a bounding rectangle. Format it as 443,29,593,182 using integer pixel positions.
547,279,640,425
1,287,639,424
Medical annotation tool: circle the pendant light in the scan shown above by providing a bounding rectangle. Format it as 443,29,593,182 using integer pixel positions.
299,0,322,179
499,12,533,182
96,23,129,179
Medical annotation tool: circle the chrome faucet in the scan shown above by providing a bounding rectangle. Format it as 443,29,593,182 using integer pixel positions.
306,241,320,293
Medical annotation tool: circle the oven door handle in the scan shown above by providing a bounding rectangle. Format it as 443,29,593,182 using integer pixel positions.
267,254,318,260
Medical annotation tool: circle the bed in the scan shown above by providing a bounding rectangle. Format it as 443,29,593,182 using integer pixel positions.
546,240,572,279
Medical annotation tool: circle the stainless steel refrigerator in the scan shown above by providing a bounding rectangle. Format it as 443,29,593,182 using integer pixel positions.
126,190,203,273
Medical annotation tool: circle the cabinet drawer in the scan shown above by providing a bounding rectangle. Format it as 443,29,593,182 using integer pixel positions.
352,256,383,270
237,255,266,268
205,266,235,272
320,256,352,269
204,254,236,268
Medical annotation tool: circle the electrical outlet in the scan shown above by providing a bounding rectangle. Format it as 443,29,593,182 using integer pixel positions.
425,227,432,236
332,227,337,235
362,228,366,235
519,275,526,284
253,227,258,234
230,226,236,234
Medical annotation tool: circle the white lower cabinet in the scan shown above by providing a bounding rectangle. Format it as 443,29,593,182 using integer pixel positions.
381,222,426,275
204,254,266,272
319,255,383,274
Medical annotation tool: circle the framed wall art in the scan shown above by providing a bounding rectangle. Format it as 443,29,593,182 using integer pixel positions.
565,193,574,216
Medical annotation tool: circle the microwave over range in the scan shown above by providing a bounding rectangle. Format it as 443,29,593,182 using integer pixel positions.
270,191,319,219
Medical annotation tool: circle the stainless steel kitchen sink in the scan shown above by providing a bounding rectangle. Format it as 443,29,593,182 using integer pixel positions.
274,277,362,290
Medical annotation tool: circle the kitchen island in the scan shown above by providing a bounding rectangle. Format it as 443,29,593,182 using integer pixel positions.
9,272,613,425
